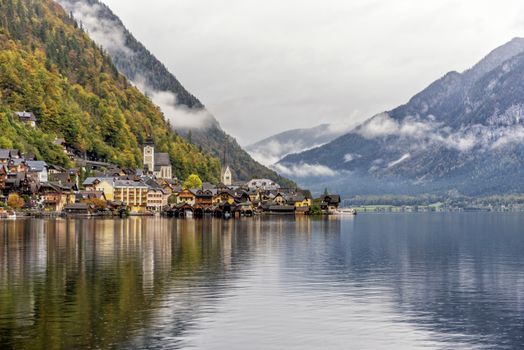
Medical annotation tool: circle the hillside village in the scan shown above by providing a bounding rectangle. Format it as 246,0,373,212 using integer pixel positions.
0,112,341,218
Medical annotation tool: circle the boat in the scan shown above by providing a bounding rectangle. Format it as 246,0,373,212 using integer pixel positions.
6,210,17,220
333,208,357,216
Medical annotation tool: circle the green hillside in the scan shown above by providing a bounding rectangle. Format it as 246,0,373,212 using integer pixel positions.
0,0,221,182
58,0,295,188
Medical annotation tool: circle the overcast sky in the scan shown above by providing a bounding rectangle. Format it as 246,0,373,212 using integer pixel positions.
101,0,524,146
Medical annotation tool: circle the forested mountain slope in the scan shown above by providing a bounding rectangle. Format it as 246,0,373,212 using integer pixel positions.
0,0,220,181
57,0,294,187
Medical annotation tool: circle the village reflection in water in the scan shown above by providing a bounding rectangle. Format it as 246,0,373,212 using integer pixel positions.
0,216,322,349
1,214,523,350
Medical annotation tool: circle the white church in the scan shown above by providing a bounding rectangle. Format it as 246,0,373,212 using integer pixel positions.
143,143,173,180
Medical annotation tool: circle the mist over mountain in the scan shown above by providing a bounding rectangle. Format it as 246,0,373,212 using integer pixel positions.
57,0,294,187
245,123,355,167
0,0,222,181
280,38,524,197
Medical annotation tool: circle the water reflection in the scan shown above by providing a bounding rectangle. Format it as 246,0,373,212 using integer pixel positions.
0,214,523,349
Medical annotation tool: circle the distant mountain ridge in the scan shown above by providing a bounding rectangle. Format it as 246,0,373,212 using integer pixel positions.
245,123,355,167
57,0,294,187
280,38,524,197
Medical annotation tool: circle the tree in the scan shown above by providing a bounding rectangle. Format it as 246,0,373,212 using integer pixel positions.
7,193,24,209
310,204,322,215
183,174,202,189
324,188,329,196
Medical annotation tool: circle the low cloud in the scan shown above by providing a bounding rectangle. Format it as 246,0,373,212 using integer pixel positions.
143,88,216,130
491,125,524,149
358,113,439,140
58,1,133,56
59,0,215,131
248,139,328,167
355,110,524,153
273,163,338,178
343,153,361,163
387,153,410,168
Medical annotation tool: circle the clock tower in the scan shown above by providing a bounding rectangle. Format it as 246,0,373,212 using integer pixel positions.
143,137,155,173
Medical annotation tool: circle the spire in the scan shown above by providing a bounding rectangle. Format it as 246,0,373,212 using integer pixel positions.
144,135,154,147
223,141,228,166
221,142,232,186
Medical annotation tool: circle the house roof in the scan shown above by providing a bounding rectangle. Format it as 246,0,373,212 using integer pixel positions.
8,158,25,166
320,194,341,204
0,150,10,159
154,153,171,167
14,111,36,121
77,191,106,200
52,172,69,183
114,180,148,189
82,177,115,186
288,195,307,203
26,161,47,172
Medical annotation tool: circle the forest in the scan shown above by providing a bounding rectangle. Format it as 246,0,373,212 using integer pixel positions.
0,0,221,182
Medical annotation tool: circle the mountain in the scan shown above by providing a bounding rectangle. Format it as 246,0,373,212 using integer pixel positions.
0,0,220,181
280,38,524,197
245,123,355,167
57,0,294,188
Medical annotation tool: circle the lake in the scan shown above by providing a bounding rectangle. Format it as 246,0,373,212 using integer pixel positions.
0,214,523,349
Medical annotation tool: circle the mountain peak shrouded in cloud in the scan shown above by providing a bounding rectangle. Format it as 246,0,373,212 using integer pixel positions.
57,0,295,186
279,38,524,196
245,123,358,167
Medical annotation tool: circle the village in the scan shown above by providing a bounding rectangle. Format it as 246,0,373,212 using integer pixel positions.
0,112,342,218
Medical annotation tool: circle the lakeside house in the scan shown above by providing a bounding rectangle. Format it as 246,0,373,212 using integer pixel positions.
14,111,37,128
0,142,337,216
320,194,341,213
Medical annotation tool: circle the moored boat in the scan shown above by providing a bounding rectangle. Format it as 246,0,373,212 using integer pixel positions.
333,208,357,216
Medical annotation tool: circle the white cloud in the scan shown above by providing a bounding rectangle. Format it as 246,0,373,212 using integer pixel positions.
273,163,338,178
343,154,354,162
358,113,402,138
388,153,411,168
58,1,133,56
355,113,506,153
248,139,327,166
143,89,216,130
97,0,524,144
491,126,524,149
59,0,216,131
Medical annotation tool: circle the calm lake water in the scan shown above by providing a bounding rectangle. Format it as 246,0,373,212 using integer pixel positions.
0,214,523,349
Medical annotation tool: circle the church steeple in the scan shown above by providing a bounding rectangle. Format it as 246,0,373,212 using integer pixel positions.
143,135,155,174
221,142,232,186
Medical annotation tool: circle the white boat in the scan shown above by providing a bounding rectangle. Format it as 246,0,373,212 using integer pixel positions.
6,211,17,220
334,208,357,216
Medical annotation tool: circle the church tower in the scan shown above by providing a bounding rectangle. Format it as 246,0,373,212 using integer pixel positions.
143,137,155,174
221,142,232,186
221,166,232,186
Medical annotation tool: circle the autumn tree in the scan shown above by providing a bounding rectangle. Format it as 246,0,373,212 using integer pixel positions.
183,174,202,189
7,193,24,209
